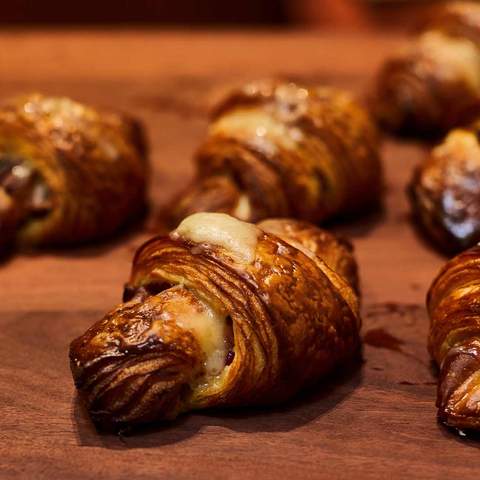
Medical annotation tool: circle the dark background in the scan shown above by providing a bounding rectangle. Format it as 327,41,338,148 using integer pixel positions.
0,0,452,30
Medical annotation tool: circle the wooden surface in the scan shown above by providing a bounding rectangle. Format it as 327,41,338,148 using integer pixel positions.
0,29,477,480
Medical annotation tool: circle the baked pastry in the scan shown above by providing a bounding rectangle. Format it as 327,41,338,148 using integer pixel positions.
372,1,480,135
169,79,381,225
69,213,361,430
428,245,480,431
409,122,480,252
0,93,147,252
257,218,358,293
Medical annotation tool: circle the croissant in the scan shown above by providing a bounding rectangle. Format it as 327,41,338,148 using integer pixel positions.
169,79,382,226
69,213,361,430
0,93,147,252
428,245,480,431
372,1,480,135
409,122,480,252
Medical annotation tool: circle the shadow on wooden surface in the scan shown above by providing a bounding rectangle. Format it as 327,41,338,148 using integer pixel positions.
71,361,363,449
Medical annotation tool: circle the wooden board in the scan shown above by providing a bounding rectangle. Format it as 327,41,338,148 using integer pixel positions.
0,29,476,480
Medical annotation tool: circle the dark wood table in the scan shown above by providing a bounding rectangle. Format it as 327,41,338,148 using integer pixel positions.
0,29,475,479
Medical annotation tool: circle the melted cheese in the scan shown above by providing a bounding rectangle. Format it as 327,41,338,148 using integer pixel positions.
417,31,480,92
210,109,303,156
173,295,228,377
173,212,260,264
434,130,480,159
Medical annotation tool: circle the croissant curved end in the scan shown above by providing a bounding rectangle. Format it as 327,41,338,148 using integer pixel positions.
371,4,480,136
427,245,480,433
409,128,480,252
0,153,52,253
437,340,480,431
69,290,210,430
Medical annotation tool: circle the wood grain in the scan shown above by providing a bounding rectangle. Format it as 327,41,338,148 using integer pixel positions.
0,29,476,480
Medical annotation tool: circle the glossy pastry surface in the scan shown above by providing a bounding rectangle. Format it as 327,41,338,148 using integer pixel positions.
0,93,147,251
409,123,480,252
372,1,480,135
258,218,359,292
170,79,382,225
70,213,361,430
428,246,480,431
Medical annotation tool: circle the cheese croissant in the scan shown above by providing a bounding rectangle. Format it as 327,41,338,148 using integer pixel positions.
409,123,480,252
372,1,480,135
170,79,381,225
69,213,361,430
428,246,480,431
0,93,147,252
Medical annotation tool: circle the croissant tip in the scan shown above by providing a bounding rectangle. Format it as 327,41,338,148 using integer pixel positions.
437,342,480,431
437,400,480,434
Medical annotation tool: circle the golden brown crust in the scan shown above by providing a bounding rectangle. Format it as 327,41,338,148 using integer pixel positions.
409,125,480,252
371,1,480,135
169,79,381,225
258,218,359,292
428,246,480,430
0,94,148,248
70,217,361,430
